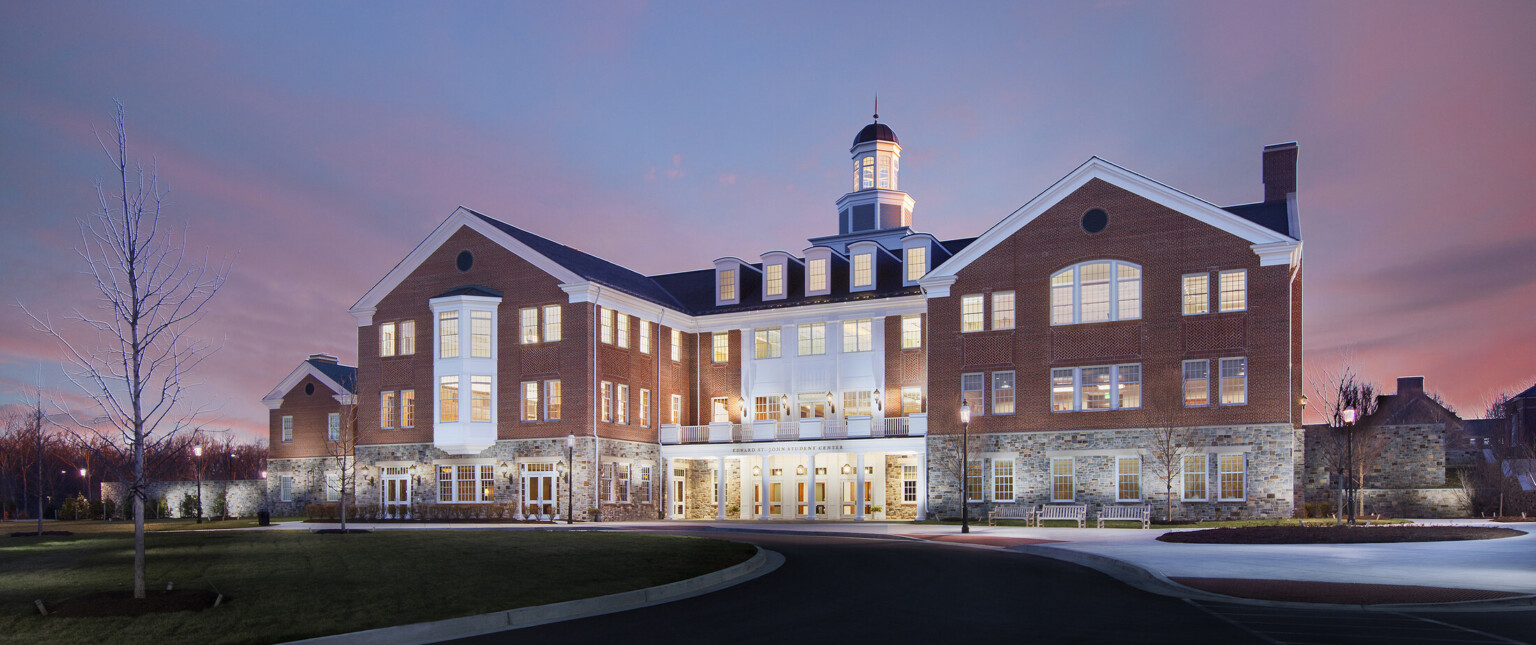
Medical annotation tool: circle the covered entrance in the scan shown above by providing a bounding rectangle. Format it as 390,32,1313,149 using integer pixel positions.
381,466,411,518
521,462,557,520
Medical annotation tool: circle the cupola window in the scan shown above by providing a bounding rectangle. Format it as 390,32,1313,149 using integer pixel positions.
878,154,892,189
861,156,874,190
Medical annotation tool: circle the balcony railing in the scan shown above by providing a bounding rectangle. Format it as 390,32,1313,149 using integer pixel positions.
659,413,925,445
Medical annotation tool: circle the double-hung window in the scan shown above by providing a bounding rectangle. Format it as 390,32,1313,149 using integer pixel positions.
520,308,539,344
401,390,415,428
906,246,926,282
993,459,1015,502
1218,454,1246,501
901,315,922,349
712,332,730,363
543,305,561,342
718,268,737,301
1051,457,1075,502
754,328,781,359
960,294,984,332
1219,357,1248,405
1050,364,1142,411
902,465,919,503
852,253,872,288
328,414,341,440
639,321,651,354
600,307,614,344
965,460,984,502
1050,261,1141,324
326,472,341,501
670,329,681,361
522,381,539,422
670,394,681,424
1182,454,1208,501
439,376,459,423
437,464,494,503
842,390,872,417
470,312,492,358
617,463,631,502
279,475,293,501
640,389,651,427
381,391,397,429
842,319,872,352
380,322,396,357
961,373,985,415
1219,270,1247,312
798,323,825,355
992,291,1015,330
1183,360,1210,406
439,312,459,358
992,372,1015,414
616,386,628,425
400,320,415,355
600,382,613,422
1117,456,1141,501
545,380,561,421
765,263,783,297
471,376,492,422
616,313,630,349
807,258,827,292
1182,274,1210,315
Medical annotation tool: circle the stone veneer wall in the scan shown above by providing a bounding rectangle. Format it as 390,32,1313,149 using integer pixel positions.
265,457,332,516
927,424,1299,521
1360,487,1470,518
884,455,918,520
100,480,266,519
595,438,663,522
1302,423,1451,515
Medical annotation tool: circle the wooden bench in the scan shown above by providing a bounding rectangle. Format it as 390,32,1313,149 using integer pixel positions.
988,504,1033,526
1097,504,1152,529
1034,504,1087,528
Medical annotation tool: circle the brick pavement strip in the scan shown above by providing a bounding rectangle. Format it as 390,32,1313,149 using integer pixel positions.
1171,578,1528,605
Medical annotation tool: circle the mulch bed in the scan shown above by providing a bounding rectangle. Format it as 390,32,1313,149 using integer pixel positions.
47,589,221,617
902,534,1066,547
1158,525,1522,544
8,531,73,538
1171,577,1526,604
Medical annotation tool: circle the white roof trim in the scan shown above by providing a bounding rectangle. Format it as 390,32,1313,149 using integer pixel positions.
262,361,353,406
350,207,584,326
922,157,1300,285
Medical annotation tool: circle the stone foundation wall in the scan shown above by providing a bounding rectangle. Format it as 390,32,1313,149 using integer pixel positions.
1303,423,1449,508
884,455,918,520
265,457,333,516
927,424,1299,521
1360,487,1470,518
683,459,719,519
100,480,266,519
596,438,662,522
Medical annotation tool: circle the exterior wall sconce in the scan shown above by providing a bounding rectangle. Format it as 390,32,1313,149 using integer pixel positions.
873,389,882,412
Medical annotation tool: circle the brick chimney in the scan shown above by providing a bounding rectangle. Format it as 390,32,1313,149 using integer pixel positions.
1262,142,1298,202
1397,376,1425,397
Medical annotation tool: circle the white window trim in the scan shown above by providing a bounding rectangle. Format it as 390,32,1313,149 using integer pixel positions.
804,251,833,296
669,328,682,362
544,380,561,421
991,371,1016,415
1183,359,1211,407
848,242,880,292
1116,456,1142,502
1182,273,1211,316
965,459,985,503
991,291,1016,331
961,372,985,416
670,393,682,424
1182,454,1209,502
1218,269,1248,313
279,475,293,502
327,412,341,441
992,458,1015,502
1050,260,1143,326
1219,356,1249,406
1051,457,1075,502
1218,453,1247,502
1049,364,1142,412
380,322,396,357
960,294,985,333
761,255,792,302
281,416,293,443
902,242,929,286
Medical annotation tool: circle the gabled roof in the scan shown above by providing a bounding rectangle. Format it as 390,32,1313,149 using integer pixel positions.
1515,383,1536,400
262,358,356,408
920,157,1301,293
470,211,685,310
1223,200,1293,238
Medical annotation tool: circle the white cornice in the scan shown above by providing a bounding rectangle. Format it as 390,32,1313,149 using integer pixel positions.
262,361,354,406
693,295,925,332
561,282,698,330
1251,240,1303,268
920,275,957,299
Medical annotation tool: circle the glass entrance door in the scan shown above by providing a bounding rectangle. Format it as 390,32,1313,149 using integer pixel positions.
671,469,686,519
382,467,410,519
522,463,556,520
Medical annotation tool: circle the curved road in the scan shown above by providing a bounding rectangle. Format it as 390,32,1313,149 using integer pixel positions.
443,530,1534,644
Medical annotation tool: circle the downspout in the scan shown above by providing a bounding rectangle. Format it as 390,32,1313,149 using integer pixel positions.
591,286,601,515
655,310,665,516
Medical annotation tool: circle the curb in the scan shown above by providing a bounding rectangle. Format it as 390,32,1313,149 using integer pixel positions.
283,544,782,645
1014,544,1536,613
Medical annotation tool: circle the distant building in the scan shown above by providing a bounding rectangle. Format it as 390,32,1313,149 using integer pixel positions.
261,118,1305,521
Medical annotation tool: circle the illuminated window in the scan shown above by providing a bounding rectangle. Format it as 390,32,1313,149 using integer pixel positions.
852,253,872,288
1219,270,1247,312
543,305,561,342
1051,364,1142,412
670,329,681,362
1183,274,1209,315
471,376,492,422
961,373,984,415
1220,357,1248,405
1051,261,1141,325
639,321,651,354
617,385,629,424
400,320,415,355
437,464,495,503
710,396,729,423
670,394,681,424
470,311,492,358
640,389,651,427
1218,454,1246,500
712,332,730,363
601,381,613,422
1051,457,1075,502
1117,456,1142,501
520,308,538,344
878,153,892,189
841,319,872,352
639,466,652,504
798,323,825,355
1184,360,1210,406
545,380,561,421
600,307,614,344
328,412,340,441
522,381,538,422
754,327,782,359
798,392,827,419
901,387,923,415
600,463,613,502
754,395,782,422
439,376,459,423
380,322,396,357
902,465,918,503
765,263,783,296
400,390,414,428
1182,454,1208,501
381,391,397,429
807,258,828,292
842,390,872,417
992,291,1015,330
906,246,926,282
718,268,737,302
961,294,984,332
617,463,630,502
616,313,630,349
861,155,874,189
993,459,1014,502
439,312,459,358
901,315,922,349
992,371,1015,414
965,460,984,502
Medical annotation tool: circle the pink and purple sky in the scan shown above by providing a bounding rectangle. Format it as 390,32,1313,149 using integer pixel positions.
2,1,1533,442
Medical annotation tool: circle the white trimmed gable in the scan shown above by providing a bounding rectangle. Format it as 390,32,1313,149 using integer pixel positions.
920,157,1301,297
262,361,353,410
349,207,583,326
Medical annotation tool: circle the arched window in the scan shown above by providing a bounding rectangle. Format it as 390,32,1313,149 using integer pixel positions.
1050,261,1141,325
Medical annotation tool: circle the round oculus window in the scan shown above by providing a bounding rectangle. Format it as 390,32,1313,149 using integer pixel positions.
456,250,474,272
305,383,315,396
1081,208,1108,234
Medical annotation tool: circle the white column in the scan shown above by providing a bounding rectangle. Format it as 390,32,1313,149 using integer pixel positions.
916,452,928,521
716,456,728,520
855,452,866,521
807,453,817,521
662,458,672,519
759,454,771,520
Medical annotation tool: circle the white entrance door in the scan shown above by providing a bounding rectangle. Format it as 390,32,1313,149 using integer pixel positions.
382,467,410,519
522,463,556,520
671,468,686,519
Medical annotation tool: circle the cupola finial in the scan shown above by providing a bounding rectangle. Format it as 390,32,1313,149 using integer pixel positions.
873,94,879,122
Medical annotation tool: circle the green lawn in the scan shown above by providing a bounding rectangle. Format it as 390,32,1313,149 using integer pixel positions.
0,526,755,645
4,518,303,535
914,517,1412,529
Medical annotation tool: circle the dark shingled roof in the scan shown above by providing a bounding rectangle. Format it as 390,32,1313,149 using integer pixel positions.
307,359,357,394
853,122,898,147
1222,200,1292,237
469,210,686,310
435,285,503,299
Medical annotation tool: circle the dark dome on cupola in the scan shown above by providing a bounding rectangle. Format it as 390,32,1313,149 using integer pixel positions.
852,122,898,148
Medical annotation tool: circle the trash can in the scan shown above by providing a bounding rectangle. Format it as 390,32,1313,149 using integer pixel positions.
257,509,270,526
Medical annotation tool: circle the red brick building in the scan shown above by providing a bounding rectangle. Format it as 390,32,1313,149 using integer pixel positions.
263,120,1304,521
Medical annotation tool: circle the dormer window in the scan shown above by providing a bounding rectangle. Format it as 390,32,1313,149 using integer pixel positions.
764,264,783,297
719,268,737,302
906,246,926,282
853,253,872,288
808,259,827,292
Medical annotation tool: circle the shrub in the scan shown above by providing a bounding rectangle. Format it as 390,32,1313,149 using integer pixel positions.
103,498,117,520
210,491,228,520
179,493,200,519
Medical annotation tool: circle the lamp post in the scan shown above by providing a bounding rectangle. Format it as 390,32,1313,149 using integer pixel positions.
566,433,575,525
960,400,972,534
1342,407,1357,525
193,444,204,523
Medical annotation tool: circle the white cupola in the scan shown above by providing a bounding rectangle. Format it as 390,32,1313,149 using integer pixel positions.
835,113,915,236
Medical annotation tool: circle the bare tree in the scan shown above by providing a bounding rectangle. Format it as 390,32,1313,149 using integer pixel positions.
1142,371,1194,523
325,398,360,532
23,103,227,599
1307,361,1380,525
932,430,985,525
